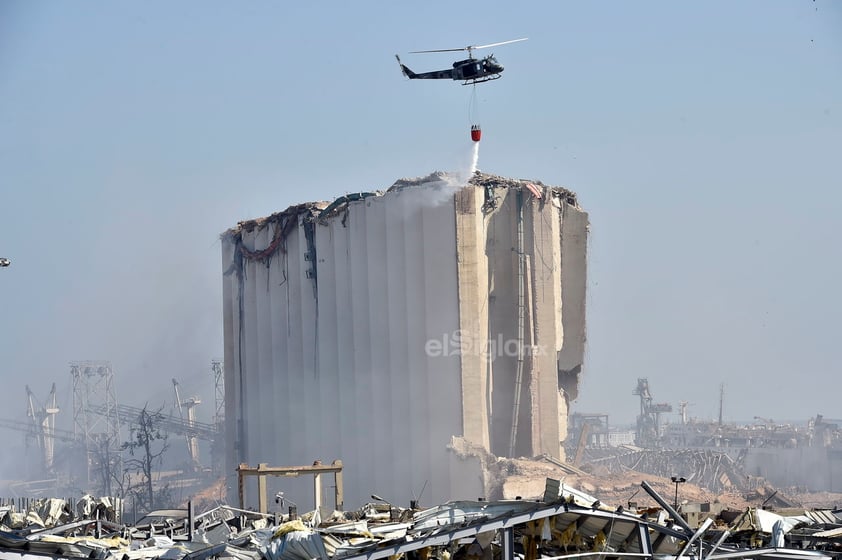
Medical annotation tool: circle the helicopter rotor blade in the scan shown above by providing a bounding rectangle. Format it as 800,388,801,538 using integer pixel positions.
409,47,469,54
408,38,527,55
470,38,528,50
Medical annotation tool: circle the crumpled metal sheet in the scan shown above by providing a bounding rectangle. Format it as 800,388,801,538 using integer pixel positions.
754,508,813,534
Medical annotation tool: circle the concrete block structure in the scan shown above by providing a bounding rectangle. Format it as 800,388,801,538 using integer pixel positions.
220,172,588,509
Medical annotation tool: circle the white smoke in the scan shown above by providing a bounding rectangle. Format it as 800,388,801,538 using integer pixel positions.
421,141,480,207
454,141,480,186
390,140,481,212
414,177,460,208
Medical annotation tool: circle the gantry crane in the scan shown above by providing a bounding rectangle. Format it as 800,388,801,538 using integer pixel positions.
84,365,223,473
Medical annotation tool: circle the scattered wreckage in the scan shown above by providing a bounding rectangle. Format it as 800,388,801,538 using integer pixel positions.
1,482,841,560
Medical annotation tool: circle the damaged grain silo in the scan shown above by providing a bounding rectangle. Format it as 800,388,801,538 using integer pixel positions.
220,172,588,508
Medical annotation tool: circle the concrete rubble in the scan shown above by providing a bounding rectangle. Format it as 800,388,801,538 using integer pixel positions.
2,481,841,560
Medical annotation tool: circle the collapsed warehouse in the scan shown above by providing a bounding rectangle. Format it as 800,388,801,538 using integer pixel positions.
566,381,842,497
220,172,588,508
3,479,842,560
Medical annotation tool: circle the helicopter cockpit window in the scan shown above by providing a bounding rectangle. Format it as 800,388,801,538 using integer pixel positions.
462,62,480,78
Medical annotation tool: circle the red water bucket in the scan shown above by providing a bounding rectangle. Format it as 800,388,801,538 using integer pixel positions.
470,125,482,142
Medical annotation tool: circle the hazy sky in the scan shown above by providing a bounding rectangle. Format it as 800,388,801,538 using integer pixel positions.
1,0,840,453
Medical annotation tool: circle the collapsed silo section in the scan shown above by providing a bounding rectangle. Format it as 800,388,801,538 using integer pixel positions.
466,176,588,461
220,173,588,510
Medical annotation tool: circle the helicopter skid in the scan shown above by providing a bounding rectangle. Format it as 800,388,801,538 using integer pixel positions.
463,74,502,85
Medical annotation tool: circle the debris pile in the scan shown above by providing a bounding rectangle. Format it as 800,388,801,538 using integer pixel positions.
3,480,841,560
0,496,121,529
582,447,754,493
450,439,842,514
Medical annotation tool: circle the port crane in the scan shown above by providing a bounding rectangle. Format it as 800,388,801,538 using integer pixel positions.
0,384,78,474
172,378,202,469
634,378,673,447
26,384,60,471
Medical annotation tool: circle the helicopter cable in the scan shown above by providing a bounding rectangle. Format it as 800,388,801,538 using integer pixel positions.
468,84,480,128
468,84,481,175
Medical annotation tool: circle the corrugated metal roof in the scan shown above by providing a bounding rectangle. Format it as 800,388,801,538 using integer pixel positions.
804,510,839,525
811,526,842,539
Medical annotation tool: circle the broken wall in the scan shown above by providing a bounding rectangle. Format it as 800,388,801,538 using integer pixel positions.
476,181,588,460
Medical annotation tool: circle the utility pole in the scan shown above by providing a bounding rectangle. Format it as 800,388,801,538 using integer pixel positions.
671,475,686,510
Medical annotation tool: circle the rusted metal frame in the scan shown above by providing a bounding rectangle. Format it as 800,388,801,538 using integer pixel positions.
237,460,343,513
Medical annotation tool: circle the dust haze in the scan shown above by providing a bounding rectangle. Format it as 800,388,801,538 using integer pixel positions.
0,174,237,482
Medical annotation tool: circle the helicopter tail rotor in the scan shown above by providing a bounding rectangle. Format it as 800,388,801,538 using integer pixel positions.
395,54,417,79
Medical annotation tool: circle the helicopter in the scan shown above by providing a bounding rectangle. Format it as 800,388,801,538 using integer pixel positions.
395,38,527,85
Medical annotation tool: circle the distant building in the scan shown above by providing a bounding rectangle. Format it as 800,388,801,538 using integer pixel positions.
608,431,636,447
